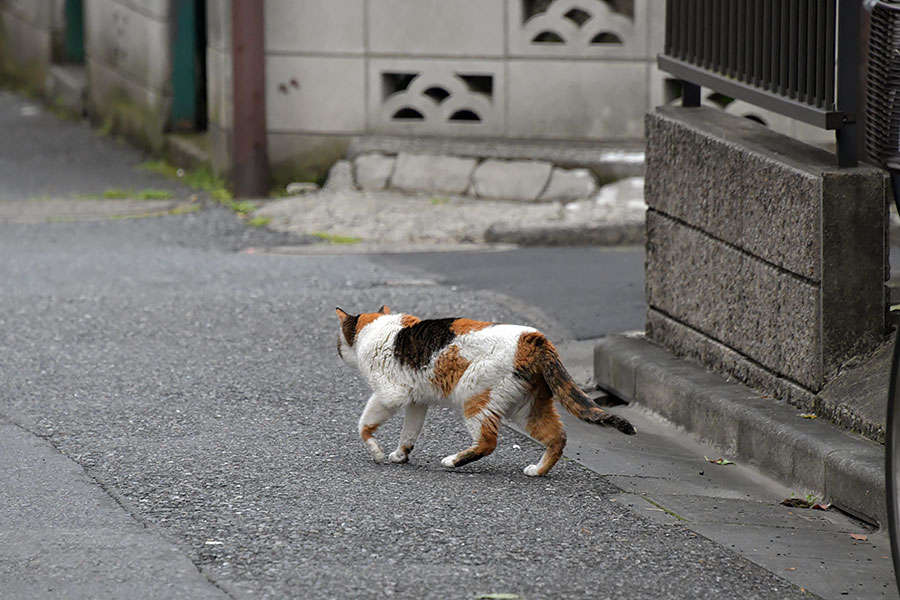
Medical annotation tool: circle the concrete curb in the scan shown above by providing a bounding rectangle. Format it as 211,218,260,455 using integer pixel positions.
485,222,645,246
594,333,887,526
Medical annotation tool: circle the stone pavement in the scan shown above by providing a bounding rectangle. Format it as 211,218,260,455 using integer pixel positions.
255,156,647,252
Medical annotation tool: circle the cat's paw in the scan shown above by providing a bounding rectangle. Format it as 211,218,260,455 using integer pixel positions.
388,450,409,464
523,464,542,477
370,448,385,463
441,454,457,468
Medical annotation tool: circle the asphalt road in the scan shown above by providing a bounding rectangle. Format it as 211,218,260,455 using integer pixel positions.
0,89,817,599
1,213,812,600
374,246,645,341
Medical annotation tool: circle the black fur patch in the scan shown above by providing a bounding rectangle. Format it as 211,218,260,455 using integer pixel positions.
342,314,360,346
394,318,457,369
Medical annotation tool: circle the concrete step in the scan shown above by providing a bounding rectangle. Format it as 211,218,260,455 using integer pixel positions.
595,333,886,527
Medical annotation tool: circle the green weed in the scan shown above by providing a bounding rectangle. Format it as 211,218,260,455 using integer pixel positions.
246,216,271,228
312,232,362,245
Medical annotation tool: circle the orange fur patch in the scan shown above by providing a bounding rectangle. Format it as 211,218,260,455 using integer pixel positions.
451,412,500,467
526,381,566,475
514,331,559,373
355,312,384,335
360,423,380,441
431,346,470,397
462,389,492,419
400,314,421,328
450,318,492,336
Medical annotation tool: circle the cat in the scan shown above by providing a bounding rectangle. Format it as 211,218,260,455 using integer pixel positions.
335,305,636,477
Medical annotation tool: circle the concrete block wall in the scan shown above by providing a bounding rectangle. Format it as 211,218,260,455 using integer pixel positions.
0,0,65,91
245,0,666,180
83,0,172,151
644,106,888,407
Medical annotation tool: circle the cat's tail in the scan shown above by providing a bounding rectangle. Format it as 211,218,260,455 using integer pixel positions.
519,331,636,435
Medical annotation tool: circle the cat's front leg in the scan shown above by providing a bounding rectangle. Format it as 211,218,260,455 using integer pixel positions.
389,403,428,463
358,393,396,462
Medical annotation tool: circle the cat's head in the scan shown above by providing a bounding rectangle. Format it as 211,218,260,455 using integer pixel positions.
335,305,390,367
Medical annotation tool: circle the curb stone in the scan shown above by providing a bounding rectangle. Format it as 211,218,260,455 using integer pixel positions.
594,333,886,526
485,222,644,246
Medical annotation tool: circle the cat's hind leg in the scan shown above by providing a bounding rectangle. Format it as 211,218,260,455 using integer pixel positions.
358,393,397,463
522,379,566,476
441,389,500,469
389,403,428,463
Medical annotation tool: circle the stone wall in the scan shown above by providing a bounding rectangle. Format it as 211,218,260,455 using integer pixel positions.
83,0,172,151
644,106,888,408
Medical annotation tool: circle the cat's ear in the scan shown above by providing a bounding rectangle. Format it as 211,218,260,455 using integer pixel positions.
335,307,350,321
378,305,390,315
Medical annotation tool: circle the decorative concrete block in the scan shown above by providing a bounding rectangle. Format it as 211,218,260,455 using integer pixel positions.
84,0,170,94
507,60,647,140
507,0,646,59
471,159,553,202
266,56,366,134
368,58,505,137
266,0,364,54
354,153,396,191
539,167,598,202
389,153,476,195
644,106,887,393
368,0,504,57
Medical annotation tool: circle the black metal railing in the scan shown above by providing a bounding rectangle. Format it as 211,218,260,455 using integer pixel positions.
659,0,861,167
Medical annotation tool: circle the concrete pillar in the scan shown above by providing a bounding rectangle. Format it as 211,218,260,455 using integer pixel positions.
643,106,888,404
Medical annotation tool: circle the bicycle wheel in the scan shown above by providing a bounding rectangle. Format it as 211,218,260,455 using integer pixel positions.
886,325,900,593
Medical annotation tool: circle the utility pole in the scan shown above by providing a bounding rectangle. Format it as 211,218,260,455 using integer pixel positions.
230,0,269,197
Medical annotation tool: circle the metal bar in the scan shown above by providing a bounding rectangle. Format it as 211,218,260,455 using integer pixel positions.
753,0,763,87
659,55,846,129
825,0,836,109
231,0,270,197
687,0,700,65
728,0,738,77
815,0,827,107
665,0,674,55
762,0,773,90
736,1,746,81
798,0,809,102
780,1,791,95
711,0,721,72
836,0,861,167
683,81,702,107
806,0,818,106
789,0,799,99
703,0,713,69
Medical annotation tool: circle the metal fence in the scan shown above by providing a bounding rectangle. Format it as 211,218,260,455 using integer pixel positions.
659,0,861,167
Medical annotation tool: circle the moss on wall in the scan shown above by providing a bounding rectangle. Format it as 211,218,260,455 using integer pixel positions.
268,134,351,188
91,86,168,153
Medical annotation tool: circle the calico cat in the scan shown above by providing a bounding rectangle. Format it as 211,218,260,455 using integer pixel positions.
335,306,636,477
